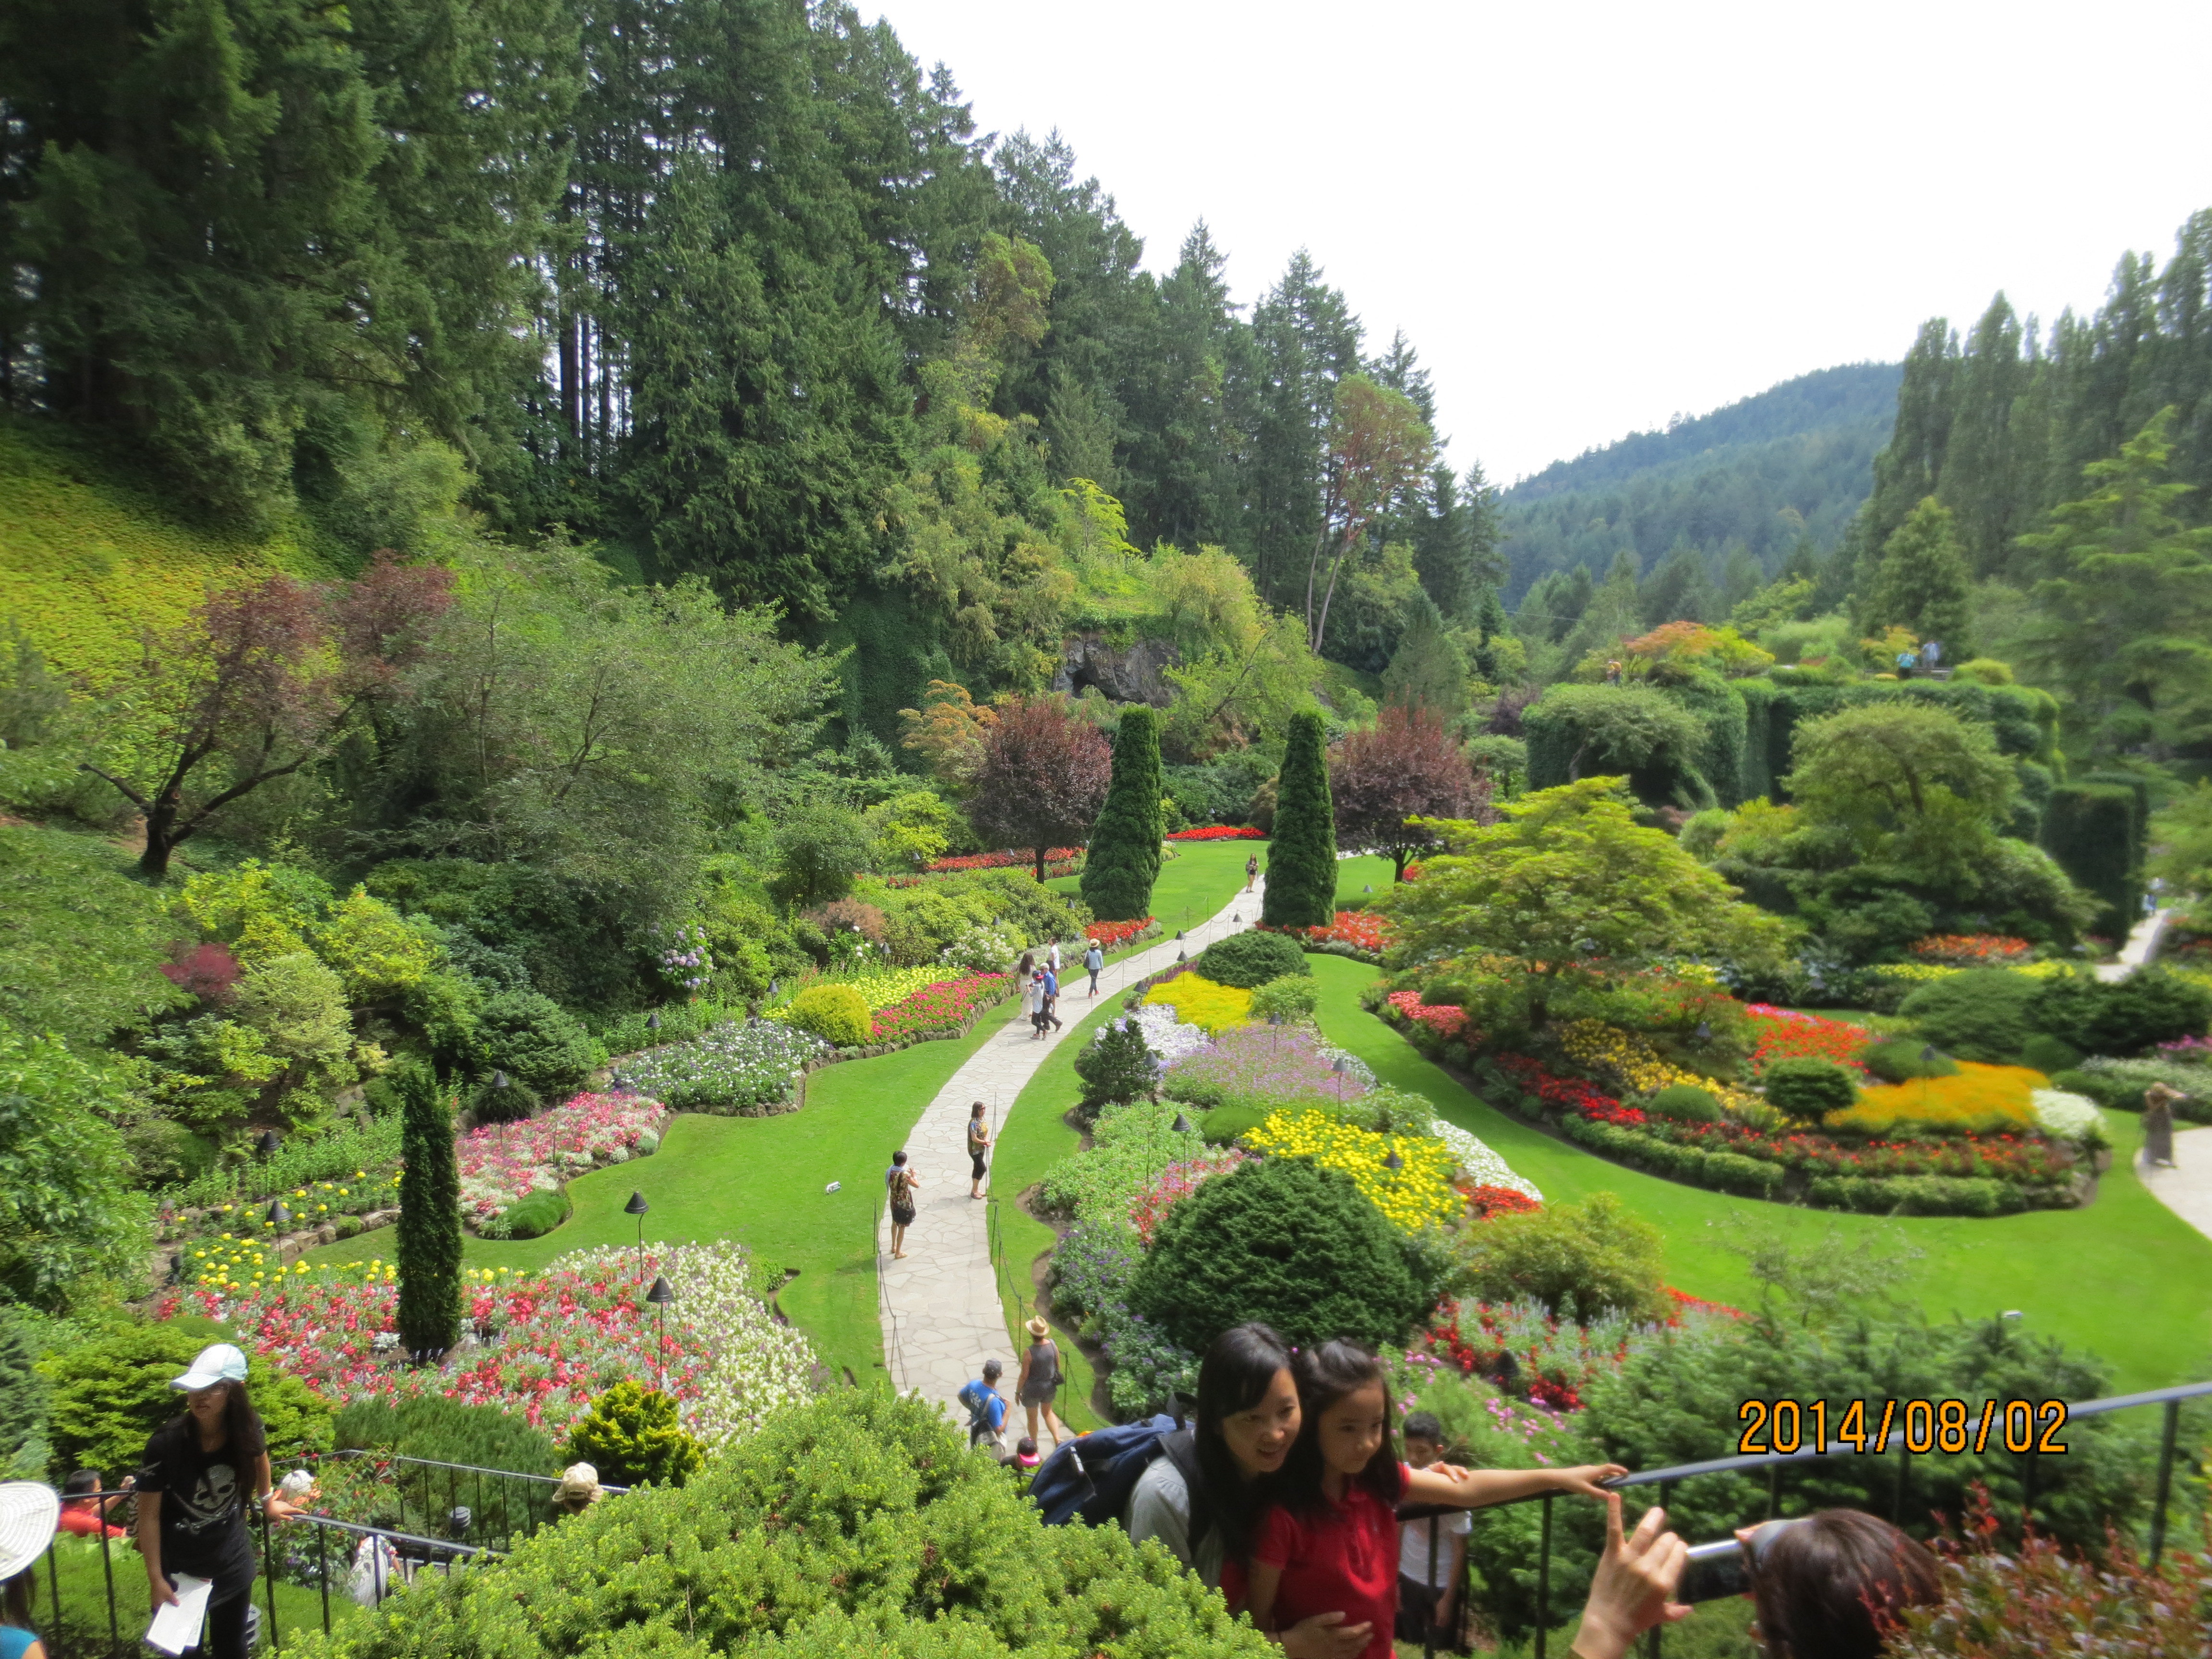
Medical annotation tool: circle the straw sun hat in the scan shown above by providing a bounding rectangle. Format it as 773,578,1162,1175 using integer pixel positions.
1025,1317,1050,1339
0,1482,61,1583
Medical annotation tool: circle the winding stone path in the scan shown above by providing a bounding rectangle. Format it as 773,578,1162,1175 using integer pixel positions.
876,874,1264,1425
2139,1127,2212,1243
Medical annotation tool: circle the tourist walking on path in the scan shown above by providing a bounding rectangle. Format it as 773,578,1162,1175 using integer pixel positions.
966,1101,991,1198
1049,939,1062,976
1016,1317,1070,1448
1246,854,1259,891
959,1360,1008,1452
886,1151,920,1258
1024,970,1047,1038
1083,940,1104,997
1042,964,1064,1032
2143,1084,2181,1168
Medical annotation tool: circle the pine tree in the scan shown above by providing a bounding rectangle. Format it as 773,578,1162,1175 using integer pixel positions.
1379,593,1469,719
1868,497,1974,658
1262,710,1337,929
1081,706,1165,921
396,1060,462,1359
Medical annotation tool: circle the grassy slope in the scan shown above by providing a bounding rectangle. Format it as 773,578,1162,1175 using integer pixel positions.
1306,955,2212,1394
0,417,327,684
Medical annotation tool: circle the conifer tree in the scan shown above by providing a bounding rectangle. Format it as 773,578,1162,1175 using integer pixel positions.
1081,707,1165,921
1262,710,1337,928
1868,497,1974,658
395,1060,462,1359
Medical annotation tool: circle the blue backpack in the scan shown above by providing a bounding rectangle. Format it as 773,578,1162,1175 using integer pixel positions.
957,1380,1001,1432
1027,1417,1208,1535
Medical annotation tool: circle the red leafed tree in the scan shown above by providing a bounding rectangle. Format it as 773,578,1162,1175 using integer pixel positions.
965,696,1113,881
1333,704,1489,881
85,554,453,877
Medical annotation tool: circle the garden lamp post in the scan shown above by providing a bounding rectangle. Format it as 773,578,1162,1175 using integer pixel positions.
1332,1056,1347,1103
1382,1150,1403,1173
645,1275,675,1392
267,1199,290,1229
648,1010,660,1033
257,1131,278,1159
1172,1112,1193,1136
625,1190,650,1278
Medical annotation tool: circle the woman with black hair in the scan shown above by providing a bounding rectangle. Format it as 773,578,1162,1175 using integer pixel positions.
135,1345,301,1659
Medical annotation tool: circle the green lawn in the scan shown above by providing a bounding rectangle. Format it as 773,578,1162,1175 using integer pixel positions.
1335,852,1396,902
1046,837,1264,935
1306,955,2212,1394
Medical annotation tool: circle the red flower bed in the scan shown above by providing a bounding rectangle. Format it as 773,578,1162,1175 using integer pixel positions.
1665,1287,1745,1320
1630,1113,2071,1182
1166,825,1265,841
1493,1054,1641,1123
1386,989,1473,1043
1459,1182,1542,1220
1265,909,1392,953
924,848,1082,874
1909,934,2034,965
1085,917,1154,949
869,973,1010,1041
1743,1004,1873,1076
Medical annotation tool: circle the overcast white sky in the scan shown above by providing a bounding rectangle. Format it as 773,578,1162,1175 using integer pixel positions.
874,0,2212,486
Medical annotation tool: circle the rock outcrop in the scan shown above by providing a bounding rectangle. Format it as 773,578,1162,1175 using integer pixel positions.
1052,633,1180,707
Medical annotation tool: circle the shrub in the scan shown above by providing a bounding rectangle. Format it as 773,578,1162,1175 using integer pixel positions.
1037,1099,1203,1226
396,1060,462,1358
1899,968,2042,1062
1326,1084,1439,1137
500,1186,571,1240
1074,1016,1157,1116
2029,967,2212,1057
1647,1082,1721,1121
1129,1157,1433,1352
1248,974,1320,1022
476,989,601,1097
0,1030,152,1310
301,1389,1271,1659
1805,1175,2021,1216
1260,710,1337,929
785,983,871,1047
1764,1058,1860,1122
1192,929,1310,989
1081,706,1165,922
2018,1033,2082,1074
565,1379,705,1489
468,1074,542,1124
333,1395,559,1476
1199,1104,1269,1145
42,1320,333,1479
1455,1192,1670,1322
1860,1037,1962,1083
2058,1059,2212,1123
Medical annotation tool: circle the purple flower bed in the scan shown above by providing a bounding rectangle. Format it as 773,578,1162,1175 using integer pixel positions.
1160,1025,1375,1113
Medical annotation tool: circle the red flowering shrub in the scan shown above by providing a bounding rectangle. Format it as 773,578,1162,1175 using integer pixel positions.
1387,989,1473,1043
1410,1291,1741,1414
1744,1003,1874,1076
1263,910,1392,954
923,847,1082,874
161,940,242,1003
1493,1054,1640,1122
1459,1183,1542,1220
1909,934,2034,966
1165,825,1265,841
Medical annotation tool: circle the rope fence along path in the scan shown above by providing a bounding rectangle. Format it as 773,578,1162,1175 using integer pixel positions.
876,874,1264,1424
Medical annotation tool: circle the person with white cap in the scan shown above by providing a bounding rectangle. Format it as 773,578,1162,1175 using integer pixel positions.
0,1480,61,1659
135,1344,301,1659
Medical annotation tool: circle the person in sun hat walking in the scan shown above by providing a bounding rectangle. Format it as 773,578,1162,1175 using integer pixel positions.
135,1343,302,1659
1015,1316,1070,1448
966,1100,992,1199
1,1480,62,1659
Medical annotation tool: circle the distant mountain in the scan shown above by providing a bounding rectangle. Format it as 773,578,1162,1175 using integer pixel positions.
1498,362,1902,602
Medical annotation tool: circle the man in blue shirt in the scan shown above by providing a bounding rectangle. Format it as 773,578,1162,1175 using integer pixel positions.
1041,966,1063,1032
959,1359,1009,1450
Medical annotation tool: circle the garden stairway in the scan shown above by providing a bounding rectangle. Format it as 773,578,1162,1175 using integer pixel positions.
876,875,1264,1428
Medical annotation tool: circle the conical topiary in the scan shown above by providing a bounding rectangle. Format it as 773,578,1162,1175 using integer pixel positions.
1081,706,1165,922
1262,709,1336,929
395,1059,462,1358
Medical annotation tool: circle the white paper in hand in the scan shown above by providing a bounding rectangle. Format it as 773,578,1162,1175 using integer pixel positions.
146,1573,214,1655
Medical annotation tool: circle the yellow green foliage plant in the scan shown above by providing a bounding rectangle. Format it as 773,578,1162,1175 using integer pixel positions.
784,983,872,1047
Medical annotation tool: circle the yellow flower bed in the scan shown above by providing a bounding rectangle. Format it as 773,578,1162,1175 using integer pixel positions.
1865,962,2073,985
766,965,957,1019
1557,1020,1765,1116
1143,973,1255,1034
1246,1109,1461,1233
1827,1062,2043,1137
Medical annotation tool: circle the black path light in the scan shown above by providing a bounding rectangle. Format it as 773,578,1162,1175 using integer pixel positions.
257,1130,278,1158
625,1191,650,1277
1382,1149,1403,1172
267,1199,290,1228
1332,1055,1348,1102
1171,1112,1193,1136
648,1010,661,1033
645,1274,675,1391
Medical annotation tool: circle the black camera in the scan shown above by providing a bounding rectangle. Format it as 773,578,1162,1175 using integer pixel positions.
1677,1537,1752,1604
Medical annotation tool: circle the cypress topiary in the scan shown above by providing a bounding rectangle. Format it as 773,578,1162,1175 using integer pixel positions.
1262,710,1337,929
1081,707,1165,921
396,1059,462,1359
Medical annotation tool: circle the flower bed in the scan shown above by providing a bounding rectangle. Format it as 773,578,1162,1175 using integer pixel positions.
1142,972,1255,1035
1458,1182,1542,1219
1165,825,1264,841
1909,934,2034,966
1161,1025,1374,1113
924,847,1083,873
617,1020,829,1113
1412,1294,1741,1414
1126,1003,1214,1067
1430,1119,1542,1200
1244,1108,1461,1233
457,1093,668,1227
1129,1151,1247,1246
1830,1063,2042,1138
866,972,1010,1041
1263,909,1391,961
183,1242,818,1443
1385,989,1474,1045
1744,1004,1873,1076
1084,916,1155,950
1557,1020,1763,1114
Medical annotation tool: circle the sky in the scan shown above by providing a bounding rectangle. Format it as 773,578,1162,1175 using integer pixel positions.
873,0,2212,486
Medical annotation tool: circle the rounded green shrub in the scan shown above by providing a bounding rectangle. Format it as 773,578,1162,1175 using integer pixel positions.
476,990,601,1097
334,1395,559,1476
1456,1193,1668,1322
1199,1104,1269,1145
468,1074,542,1125
1860,1038,1962,1084
1764,1058,1860,1122
2019,1033,2083,1075
786,983,871,1047
500,1187,570,1240
1193,929,1309,989
564,1380,704,1489
1248,974,1320,1022
1129,1156,1433,1352
1898,968,2041,1063
2029,968,2212,1058
1647,1083,1721,1122
1075,1017,1158,1120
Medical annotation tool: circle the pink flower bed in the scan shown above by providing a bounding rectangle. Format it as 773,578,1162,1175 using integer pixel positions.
869,973,1010,1041
1129,1150,1246,1246
1386,988,1473,1043
457,1093,667,1226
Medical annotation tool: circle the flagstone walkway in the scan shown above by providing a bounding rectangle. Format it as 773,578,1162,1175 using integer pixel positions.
2139,1126,2212,1244
876,876,1264,1426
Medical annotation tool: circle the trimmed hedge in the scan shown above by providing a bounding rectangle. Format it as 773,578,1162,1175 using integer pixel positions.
1558,1114,1786,1199
1804,1174,2026,1217
2040,785,2140,930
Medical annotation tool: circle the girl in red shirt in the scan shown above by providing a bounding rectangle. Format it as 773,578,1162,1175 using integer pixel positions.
1244,1342,1625,1659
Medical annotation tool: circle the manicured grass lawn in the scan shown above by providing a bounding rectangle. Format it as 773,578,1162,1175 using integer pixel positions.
1335,852,1396,902
297,1016,1005,1385
1046,838,1264,936
1307,955,2212,1393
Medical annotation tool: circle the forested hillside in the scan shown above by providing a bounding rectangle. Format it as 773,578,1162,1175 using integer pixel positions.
1497,362,1900,603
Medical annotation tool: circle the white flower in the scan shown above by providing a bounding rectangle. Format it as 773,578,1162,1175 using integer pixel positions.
2031,1089,2102,1145
1429,1117,1542,1201
1124,1003,1211,1065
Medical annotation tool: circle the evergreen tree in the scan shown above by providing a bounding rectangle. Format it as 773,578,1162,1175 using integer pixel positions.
1867,497,1974,658
396,1060,462,1359
1379,592,1469,719
1262,710,1337,928
1081,706,1165,921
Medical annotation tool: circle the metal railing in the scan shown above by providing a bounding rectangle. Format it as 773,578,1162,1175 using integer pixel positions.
1516,1377,2212,1659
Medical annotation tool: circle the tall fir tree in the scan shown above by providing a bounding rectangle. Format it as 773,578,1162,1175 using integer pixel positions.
1380,591,1469,719
1867,497,1975,658
1262,710,1337,929
1081,706,1165,921
395,1060,462,1358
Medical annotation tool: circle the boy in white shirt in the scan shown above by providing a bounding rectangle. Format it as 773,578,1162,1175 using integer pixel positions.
1396,1412,1471,1644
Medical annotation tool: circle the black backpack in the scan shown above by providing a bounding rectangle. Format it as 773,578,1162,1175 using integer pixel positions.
1027,1417,1209,1542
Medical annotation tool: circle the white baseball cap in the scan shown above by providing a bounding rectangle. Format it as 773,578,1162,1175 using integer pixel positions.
0,1483,60,1581
171,1343,250,1392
